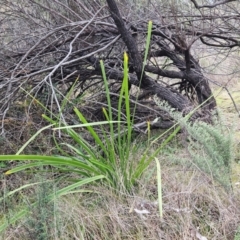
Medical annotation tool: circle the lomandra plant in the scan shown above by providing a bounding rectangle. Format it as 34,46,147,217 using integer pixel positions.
0,21,175,231
11,51,157,192
0,21,153,190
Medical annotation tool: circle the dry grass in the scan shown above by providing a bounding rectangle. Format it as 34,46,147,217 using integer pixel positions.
1,146,240,240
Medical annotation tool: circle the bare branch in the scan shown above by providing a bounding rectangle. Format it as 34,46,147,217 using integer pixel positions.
190,0,236,9
1,0,239,133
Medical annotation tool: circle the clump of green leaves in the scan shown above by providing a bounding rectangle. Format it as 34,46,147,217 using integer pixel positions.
154,98,233,190
187,120,233,189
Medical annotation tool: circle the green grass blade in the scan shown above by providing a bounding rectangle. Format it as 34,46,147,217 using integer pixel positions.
53,121,120,130
50,175,105,198
0,155,100,175
16,124,54,155
5,162,44,175
64,128,97,158
143,20,152,69
61,143,90,159
73,107,107,154
42,114,57,125
88,157,113,174
155,157,163,219
123,52,131,154
56,190,93,195
0,182,45,202
132,20,153,127
117,53,130,161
